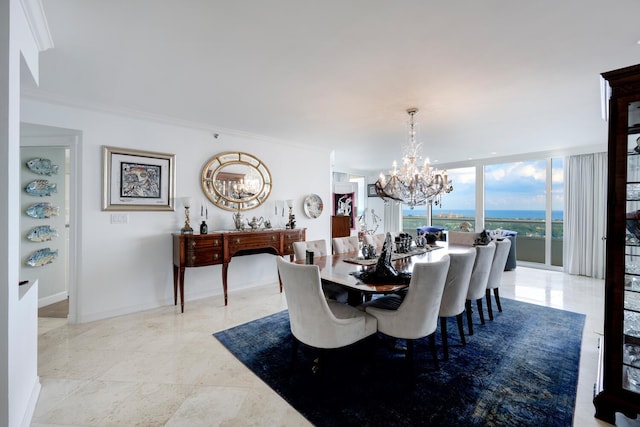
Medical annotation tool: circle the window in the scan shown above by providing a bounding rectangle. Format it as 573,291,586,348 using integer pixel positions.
432,167,476,231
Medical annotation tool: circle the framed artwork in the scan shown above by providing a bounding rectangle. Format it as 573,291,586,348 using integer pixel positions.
102,146,176,211
333,192,355,229
367,184,378,197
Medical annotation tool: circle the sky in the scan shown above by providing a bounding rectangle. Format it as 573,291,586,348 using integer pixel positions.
414,159,564,213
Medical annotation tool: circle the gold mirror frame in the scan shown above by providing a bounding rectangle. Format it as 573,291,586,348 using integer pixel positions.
201,152,272,211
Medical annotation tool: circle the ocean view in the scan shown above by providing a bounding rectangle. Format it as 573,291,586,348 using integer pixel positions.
404,209,564,221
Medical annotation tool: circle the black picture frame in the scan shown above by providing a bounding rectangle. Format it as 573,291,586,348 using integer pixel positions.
367,184,378,197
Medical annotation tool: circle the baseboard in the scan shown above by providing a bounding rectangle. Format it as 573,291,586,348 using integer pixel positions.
38,291,68,308
20,376,41,427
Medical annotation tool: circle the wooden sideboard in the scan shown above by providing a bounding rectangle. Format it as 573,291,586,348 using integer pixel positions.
172,228,306,311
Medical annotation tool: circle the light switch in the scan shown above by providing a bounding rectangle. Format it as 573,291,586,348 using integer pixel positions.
110,214,129,224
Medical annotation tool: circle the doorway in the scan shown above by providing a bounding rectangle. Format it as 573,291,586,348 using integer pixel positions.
20,123,80,322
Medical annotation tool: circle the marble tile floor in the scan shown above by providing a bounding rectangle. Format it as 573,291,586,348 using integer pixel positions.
32,266,614,426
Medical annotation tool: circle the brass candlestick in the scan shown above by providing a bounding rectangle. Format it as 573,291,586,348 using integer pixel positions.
181,197,194,234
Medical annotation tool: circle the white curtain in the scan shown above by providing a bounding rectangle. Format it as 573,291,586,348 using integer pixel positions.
384,202,402,236
563,152,607,279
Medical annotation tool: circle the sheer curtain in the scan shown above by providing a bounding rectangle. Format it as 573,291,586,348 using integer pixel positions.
563,152,607,279
384,202,402,236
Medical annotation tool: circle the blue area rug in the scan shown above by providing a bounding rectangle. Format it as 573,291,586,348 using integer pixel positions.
214,298,584,426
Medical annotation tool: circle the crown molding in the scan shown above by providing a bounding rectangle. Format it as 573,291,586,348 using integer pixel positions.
21,88,329,154
20,0,53,51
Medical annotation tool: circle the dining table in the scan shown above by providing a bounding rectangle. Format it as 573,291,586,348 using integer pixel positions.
296,241,471,305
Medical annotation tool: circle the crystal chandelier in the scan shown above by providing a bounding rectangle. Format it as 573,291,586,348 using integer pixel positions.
375,108,453,209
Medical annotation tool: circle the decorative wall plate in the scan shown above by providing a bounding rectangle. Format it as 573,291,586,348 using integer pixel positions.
26,248,58,267
26,202,60,218
27,225,59,242
25,179,57,197
26,158,59,176
303,194,323,219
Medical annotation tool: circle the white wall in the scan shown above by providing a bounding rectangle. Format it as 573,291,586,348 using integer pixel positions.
3,1,45,425
21,99,332,322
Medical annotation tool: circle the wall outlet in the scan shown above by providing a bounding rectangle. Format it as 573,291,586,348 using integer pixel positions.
110,214,129,224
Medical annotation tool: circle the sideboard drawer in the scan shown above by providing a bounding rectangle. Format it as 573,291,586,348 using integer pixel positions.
185,235,222,249
227,232,279,254
182,234,223,267
282,229,304,255
284,229,304,242
185,247,222,266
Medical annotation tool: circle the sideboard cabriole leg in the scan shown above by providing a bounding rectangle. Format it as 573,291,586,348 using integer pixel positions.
179,267,186,313
222,262,229,305
172,265,178,306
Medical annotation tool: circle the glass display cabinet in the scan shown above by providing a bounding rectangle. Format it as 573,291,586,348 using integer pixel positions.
594,64,640,423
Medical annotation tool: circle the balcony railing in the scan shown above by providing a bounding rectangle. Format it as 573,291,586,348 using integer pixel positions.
402,216,563,266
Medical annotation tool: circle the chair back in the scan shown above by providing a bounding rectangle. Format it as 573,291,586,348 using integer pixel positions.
447,231,477,246
382,255,450,339
486,238,511,290
466,242,496,300
363,233,386,248
332,236,360,254
439,248,476,317
292,239,328,261
276,258,339,346
276,257,374,348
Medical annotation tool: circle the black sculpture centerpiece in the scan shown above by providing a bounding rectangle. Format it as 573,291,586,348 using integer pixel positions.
352,232,412,285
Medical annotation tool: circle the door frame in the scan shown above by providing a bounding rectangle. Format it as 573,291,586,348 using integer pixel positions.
21,123,81,323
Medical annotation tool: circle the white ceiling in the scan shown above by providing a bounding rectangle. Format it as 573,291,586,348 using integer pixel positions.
23,0,640,172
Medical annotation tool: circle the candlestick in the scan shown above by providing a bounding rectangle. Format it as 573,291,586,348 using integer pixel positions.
181,196,194,234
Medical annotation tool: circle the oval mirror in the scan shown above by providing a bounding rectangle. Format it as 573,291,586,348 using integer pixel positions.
201,152,272,212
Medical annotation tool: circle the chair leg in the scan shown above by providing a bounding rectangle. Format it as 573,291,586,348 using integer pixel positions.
312,349,326,376
476,299,485,325
494,288,503,312
456,313,466,346
429,334,439,370
486,289,494,321
290,335,299,369
466,300,474,335
440,317,449,361
406,339,414,361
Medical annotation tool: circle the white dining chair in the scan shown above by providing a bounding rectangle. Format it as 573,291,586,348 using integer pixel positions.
332,236,360,254
447,231,478,246
292,239,347,302
465,241,496,335
275,258,377,372
361,255,451,369
485,238,512,320
439,248,476,360
363,233,386,249
293,239,328,261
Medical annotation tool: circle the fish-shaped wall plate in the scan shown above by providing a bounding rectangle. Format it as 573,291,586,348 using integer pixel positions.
27,225,59,242
25,179,57,197
26,202,60,219
26,158,59,176
26,248,58,267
